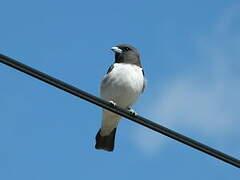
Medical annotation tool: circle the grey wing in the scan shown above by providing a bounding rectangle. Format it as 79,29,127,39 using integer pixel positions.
106,64,114,74
141,69,146,93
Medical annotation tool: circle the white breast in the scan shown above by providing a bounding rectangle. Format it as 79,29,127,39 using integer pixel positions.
100,63,144,108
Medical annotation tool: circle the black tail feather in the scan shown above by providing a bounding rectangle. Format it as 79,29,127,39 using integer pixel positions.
95,128,117,152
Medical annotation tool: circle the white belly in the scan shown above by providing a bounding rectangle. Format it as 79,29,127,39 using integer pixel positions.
100,63,144,108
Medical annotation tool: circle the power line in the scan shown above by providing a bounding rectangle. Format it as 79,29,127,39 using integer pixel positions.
0,53,239,169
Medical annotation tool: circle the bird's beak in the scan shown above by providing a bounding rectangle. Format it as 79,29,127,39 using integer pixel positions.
111,46,123,54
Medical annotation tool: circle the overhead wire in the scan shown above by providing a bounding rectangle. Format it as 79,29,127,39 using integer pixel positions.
0,53,239,168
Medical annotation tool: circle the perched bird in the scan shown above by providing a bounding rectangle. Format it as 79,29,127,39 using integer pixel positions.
95,44,145,152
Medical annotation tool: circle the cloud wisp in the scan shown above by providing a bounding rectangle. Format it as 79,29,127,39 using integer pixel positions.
134,5,240,155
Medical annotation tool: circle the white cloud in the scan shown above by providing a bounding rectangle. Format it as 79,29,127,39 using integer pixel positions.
134,5,240,155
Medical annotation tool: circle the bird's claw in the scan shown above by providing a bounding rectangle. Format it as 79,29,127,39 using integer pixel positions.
109,101,117,107
127,107,138,116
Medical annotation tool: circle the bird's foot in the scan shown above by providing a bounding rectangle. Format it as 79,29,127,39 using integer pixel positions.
109,101,117,107
127,107,138,116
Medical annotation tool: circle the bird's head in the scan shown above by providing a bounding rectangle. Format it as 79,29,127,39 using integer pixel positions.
111,44,141,67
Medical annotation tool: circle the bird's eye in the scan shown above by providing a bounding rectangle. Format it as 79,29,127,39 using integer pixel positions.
125,47,130,51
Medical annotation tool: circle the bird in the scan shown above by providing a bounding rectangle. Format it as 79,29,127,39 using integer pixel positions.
95,44,145,152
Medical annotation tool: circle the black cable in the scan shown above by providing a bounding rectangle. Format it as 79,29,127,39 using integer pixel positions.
0,53,239,168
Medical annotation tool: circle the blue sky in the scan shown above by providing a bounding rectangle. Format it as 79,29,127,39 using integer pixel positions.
0,0,240,179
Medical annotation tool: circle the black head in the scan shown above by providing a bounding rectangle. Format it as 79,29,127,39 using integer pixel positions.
111,44,142,67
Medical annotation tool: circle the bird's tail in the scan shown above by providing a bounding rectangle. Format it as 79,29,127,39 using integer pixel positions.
95,128,117,152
